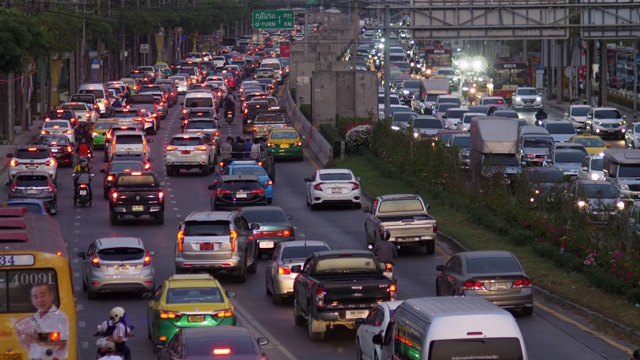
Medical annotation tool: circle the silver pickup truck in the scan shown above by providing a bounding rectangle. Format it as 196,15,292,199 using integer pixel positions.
363,194,438,255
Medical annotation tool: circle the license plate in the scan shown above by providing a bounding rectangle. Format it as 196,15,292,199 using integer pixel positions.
27,189,38,194
114,266,129,274
346,310,369,319
0,354,22,360
188,315,205,323
236,192,247,198
132,205,144,211
331,187,342,194
79,190,87,195
259,241,274,249
490,282,508,290
200,243,215,251
182,150,191,155
51,148,59,152
280,144,289,148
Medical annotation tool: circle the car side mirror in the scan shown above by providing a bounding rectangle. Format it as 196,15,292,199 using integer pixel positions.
6,153,13,158
287,214,293,220
49,208,57,215
225,290,236,298
425,203,431,210
436,264,444,271
606,143,611,148
250,223,260,230
207,184,216,190
290,265,302,273
257,337,269,346
77,252,86,259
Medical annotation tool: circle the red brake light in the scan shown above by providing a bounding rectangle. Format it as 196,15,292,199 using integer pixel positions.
111,191,118,203
389,283,397,301
278,266,291,275
159,310,182,319
10,159,18,167
315,287,325,309
230,229,238,252
212,348,232,355
143,251,152,266
463,280,484,290
177,230,185,252
350,182,360,190
211,309,233,318
313,182,324,191
513,278,531,287
216,189,232,195
158,191,164,202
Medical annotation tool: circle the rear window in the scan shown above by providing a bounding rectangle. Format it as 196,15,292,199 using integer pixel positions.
166,287,223,304
220,180,261,191
429,338,524,359
44,121,70,128
188,111,214,119
113,111,139,119
452,136,470,148
315,257,377,273
466,256,522,273
184,220,230,236
79,89,105,99
186,336,255,355
186,120,216,130
185,97,214,108
241,209,287,223
231,167,267,177
15,149,50,160
318,173,352,181
116,175,156,186
95,122,117,129
446,110,468,118
98,247,144,261
115,135,143,144
65,104,87,110
270,131,298,140
545,123,576,134
281,246,329,260
109,162,144,173
261,63,281,71
15,175,49,187
378,199,424,213
170,137,204,146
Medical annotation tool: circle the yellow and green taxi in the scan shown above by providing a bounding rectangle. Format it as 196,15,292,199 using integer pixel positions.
568,134,610,155
119,77,139,94
91,119,119,148
146,274,236,344
266,129,304,161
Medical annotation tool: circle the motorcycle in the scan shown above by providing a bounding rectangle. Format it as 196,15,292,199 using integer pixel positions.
535,110,548,126
95,323,134,359
73,173,94,207
466,86,477,105
226,109,234,124
461,83,470,98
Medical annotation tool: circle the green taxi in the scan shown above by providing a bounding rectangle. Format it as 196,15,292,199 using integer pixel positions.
266,129,304,161
146,274,236,344
91,120,118,148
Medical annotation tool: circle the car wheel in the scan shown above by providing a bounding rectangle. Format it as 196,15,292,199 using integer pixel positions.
265,278,272,295
109,211,119,225
202,163,211,175
521,307,534,316
435,280,441,296
87,287,98,300
232,257,247,283
293,297,306,326
272,292,283,305
82,277,87,291
147,322,152,341
155,212,164,225
103,191,109,200
308,317,325,341
166,166,173,177
426,241,435,255
247,251,258,274
356,338,364,360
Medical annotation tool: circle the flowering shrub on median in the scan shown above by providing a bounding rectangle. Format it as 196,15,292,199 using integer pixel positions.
345,124,373,152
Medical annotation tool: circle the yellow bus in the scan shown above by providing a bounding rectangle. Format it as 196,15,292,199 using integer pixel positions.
0,207,77,360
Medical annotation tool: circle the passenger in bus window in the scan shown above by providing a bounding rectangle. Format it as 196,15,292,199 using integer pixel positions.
13,282,69,359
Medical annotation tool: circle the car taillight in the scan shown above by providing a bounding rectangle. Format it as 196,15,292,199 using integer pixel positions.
111,191,118,203
216,189,232,195
48,183,55,193
212,348,232,355
166,145,178,151
66,146,73,152
293,141,302,147
91,255,100,268
278,266,291,275
230,229,237,252
513,278,531,288
47,159,56,166
158,191,164,203
350,182,360,190
389,284,397,300
107,175,114,181
9,183,17,193
65,130,73,134
315,287,325,309
463,280,484,290
263,180,272,186
143,251,152,266
313,182,325,191
182,108,187,114
159,310,182,319
10,159,18,167
144,162,151,170
211,309,233,318
40,331,61,341
194,146,208,151
177,230,184,252
213,131,220,136
251,189,265,195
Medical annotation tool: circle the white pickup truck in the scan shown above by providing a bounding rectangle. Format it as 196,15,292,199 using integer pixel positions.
363,194,438,255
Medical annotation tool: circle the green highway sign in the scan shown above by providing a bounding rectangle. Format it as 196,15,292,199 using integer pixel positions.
252,10,294,30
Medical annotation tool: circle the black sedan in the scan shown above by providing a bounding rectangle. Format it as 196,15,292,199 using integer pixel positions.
38,135,74,167
208,175,268,210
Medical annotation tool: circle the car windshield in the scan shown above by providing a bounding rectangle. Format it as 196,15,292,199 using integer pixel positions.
242,209,287,223
591,158,603,171
44,121,69,128
579,183,618,198
95,122,116,130
437,104,458,113
413,118,443,129
618,164,640,178
184,221,230,236
110,162,144,172
466,256,522,273
79,89,105,98
392,113,415,123
98,247,144,261
186,336,255,355
425,94,439,102
232,167,267,177
403,81,421,89
546,123,575,134
527,170,564,183
166,287,224,304
452,136,470,148
574,137,605,148
517,88,538,96
271,132,298,140
594,110,622,119
571,107,591,116
40,137,70,145
15,149,49,159
379,96,400,105
523,137,554,148
15,175,49,187
319,173,353,181
554,151,585,163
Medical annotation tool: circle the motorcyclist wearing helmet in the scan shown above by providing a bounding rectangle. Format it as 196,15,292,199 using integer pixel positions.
224,96,235,118
372,230,397,264
535,106,548,121
73,157,93,204
95,307,131,360
76,137,93,159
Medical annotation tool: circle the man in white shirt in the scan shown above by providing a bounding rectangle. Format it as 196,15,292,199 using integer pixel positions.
15,282,69,359
98,341,123,360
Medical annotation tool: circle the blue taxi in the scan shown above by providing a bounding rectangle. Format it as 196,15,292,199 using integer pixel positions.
218,160,274,203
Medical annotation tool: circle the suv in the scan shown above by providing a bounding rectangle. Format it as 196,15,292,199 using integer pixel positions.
208,175,268,210
586,107,627,139
165,133,217,176
8,171,57,213
7,145,58,181
175,211,261,283
512,87,542,110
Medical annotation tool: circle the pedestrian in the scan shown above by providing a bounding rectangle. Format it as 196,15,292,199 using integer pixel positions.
232,138,245,159
250,138,261,160
243,137,252,157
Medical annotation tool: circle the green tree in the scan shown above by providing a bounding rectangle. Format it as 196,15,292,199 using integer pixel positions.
0,8,49,74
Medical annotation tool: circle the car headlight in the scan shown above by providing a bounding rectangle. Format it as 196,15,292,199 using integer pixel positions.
620,184,629,190
536,96,542,102
590,173,601,180
403,90,409,94
619,121,626,126
515,96,522,101
594,121,602,126
617,201,625,211
577,200,587,208
413,132,419,138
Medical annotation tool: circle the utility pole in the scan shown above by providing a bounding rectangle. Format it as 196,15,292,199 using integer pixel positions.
7,73,14,144
351,0,358,71
121,0,125,78
383,4,390,120
304,8,308,61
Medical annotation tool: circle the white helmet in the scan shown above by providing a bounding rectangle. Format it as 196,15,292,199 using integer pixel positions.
109,307,125,323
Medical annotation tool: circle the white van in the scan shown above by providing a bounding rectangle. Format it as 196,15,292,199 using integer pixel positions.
374,297,528,360
260,58,283,84
182,91,217,116
78,83,111,117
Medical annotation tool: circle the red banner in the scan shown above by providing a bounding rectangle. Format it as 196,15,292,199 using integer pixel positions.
280,42,290,58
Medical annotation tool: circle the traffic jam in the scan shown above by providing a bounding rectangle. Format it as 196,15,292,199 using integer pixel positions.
3,5,640,360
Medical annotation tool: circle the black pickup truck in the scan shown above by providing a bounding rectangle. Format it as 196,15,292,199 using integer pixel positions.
292,250,397,341
109,171,165,225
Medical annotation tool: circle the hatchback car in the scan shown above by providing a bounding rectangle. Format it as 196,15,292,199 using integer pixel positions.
77,237,155,299
7,145,57,181
355,301,404,360
156,326,268,360
240,206,294,256
266,129,304,161
219,160,273,203
165,134,217,176
37,135,74,167
304,169,361,209
7,171,57,213
264,240,331,304
147,274,236,344
435,250,533,315
41,119,75,143
569,134,608,155
175,211,260,283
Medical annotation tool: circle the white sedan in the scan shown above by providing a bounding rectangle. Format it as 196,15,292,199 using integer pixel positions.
304,168,362,209
356,301,404,360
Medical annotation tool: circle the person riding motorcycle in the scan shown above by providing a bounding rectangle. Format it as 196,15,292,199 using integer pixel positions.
535,106,548,126
95,307,131,360
73,157,93,204
372,230,397,264
224,96,235,118
76,134,93,157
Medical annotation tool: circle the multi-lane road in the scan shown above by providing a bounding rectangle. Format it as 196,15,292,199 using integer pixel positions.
3,93,633,359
